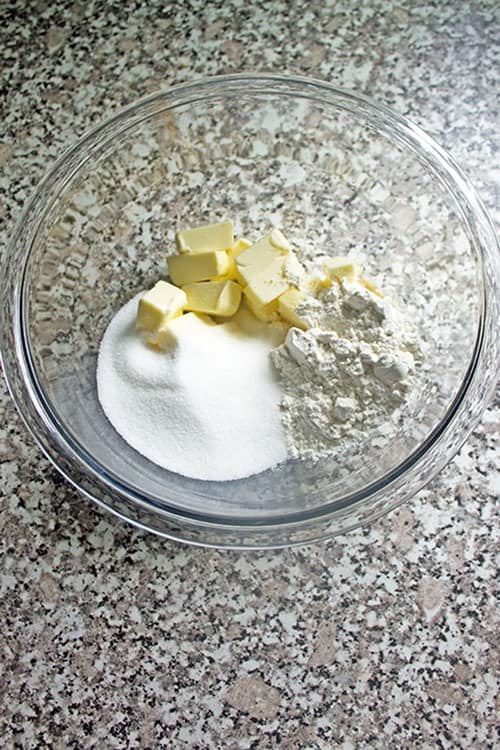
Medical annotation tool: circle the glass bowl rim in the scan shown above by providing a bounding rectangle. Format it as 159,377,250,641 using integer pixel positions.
1,73,499,547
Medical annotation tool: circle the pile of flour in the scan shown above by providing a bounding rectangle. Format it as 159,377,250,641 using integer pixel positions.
270,276,422,460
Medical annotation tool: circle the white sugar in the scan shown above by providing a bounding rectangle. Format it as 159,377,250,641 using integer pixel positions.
97,295,287,481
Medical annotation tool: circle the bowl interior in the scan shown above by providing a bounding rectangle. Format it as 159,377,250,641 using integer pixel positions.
23,87,480,520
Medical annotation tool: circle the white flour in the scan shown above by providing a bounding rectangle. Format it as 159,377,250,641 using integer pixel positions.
270,276,422,460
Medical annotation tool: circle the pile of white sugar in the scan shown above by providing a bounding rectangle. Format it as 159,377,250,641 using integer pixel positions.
97,295,287,481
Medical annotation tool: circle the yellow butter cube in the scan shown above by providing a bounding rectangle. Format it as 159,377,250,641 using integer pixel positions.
323,256,363,282
183,280,242,317
235,230,291,287
304,271,331,291
230,237,252,258
269,228,292,252
278,289,309,330
245,266,290,306
167,251,231,286
136,280,187,332
176,220,233,254
360,277,384,297
214,238,252,282
216,280,243,316
283,253,305,286
149,312,215,351
243,285,279,322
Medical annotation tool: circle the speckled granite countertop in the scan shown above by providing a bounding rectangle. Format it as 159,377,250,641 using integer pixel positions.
1,1,499,748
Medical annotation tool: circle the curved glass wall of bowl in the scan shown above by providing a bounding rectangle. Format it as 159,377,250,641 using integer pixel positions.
2,76,498,547
21,95,482,506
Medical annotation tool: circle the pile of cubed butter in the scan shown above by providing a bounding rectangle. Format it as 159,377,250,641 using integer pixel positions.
136,219,379,350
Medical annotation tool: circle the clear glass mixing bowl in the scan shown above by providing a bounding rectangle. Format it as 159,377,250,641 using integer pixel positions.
1,75,498,548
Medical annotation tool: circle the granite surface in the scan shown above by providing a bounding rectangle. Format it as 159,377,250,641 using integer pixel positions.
1,1,499,748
